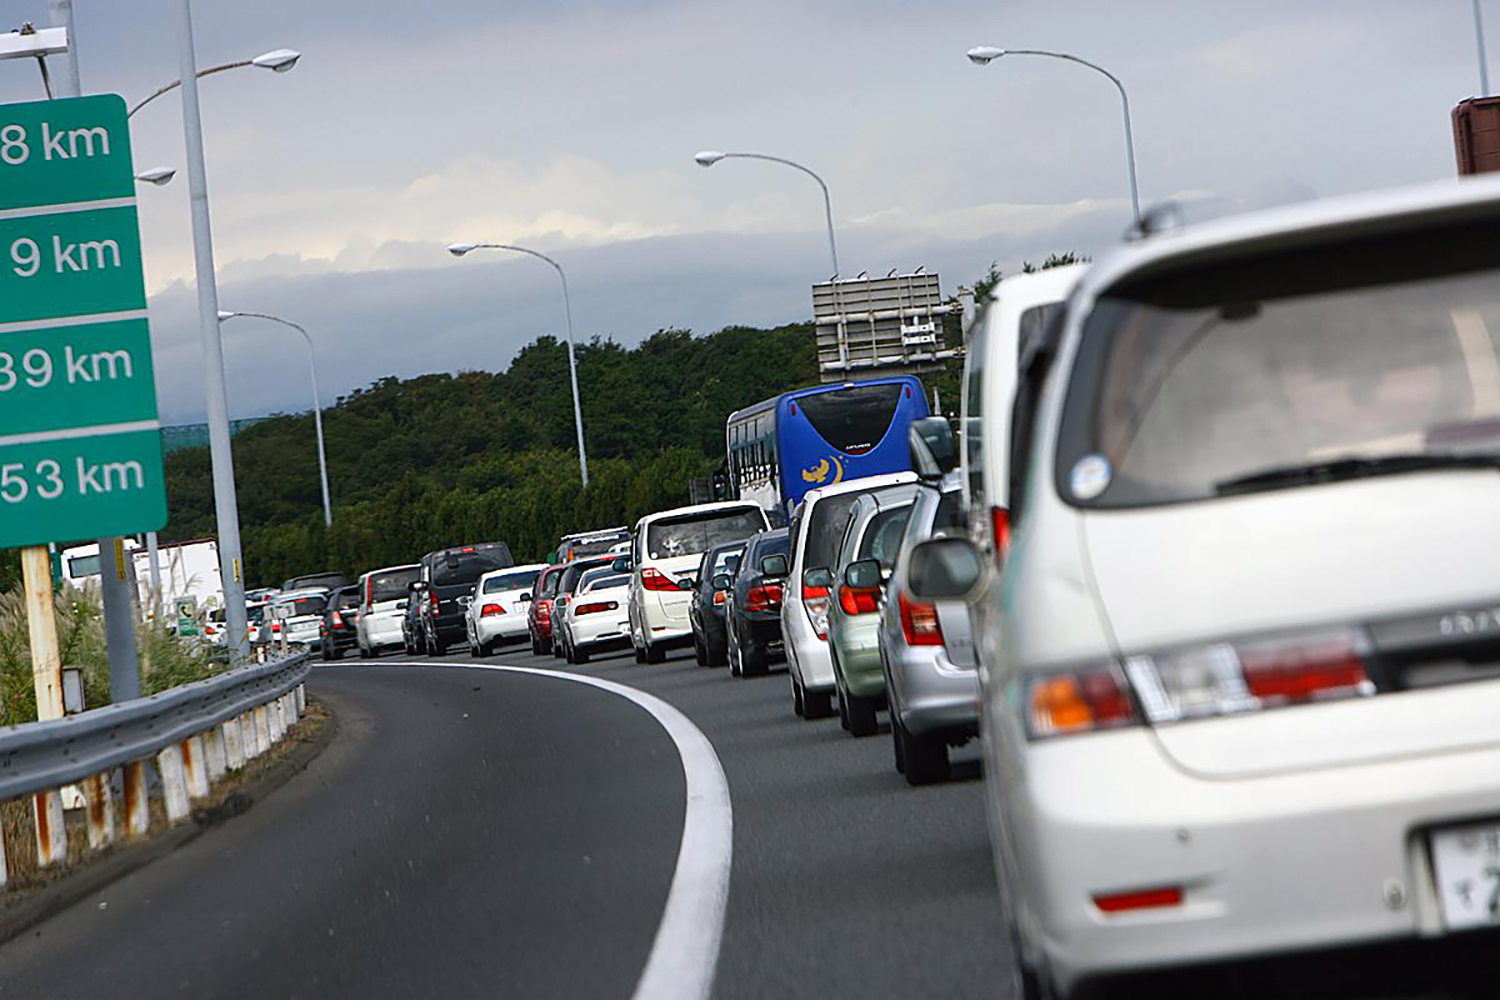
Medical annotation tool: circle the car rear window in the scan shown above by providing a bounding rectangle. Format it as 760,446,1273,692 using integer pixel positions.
560,559,612,594
803,494,860,573
858,505,914,568
279,596,326,618
368,567,419,603
482,569,541,594
646,508,766,559
334,589,360,611
583,574,629,592
933,490,963,534
538,568,563,598
796,383,903,455
432,551,510,587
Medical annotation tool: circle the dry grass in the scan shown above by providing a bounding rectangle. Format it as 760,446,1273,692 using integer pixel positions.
0,698,329,892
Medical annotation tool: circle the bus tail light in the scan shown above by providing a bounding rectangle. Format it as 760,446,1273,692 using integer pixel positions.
642,568,679,592
838,585,880,616
480,604,504,618
898,592,943,646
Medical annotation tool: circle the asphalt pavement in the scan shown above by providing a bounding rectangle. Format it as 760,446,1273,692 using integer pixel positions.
0,640,1012,999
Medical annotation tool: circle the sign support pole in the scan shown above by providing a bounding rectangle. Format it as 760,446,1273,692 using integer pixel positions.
20,547,66,865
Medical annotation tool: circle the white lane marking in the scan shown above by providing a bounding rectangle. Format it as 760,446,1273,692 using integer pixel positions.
376,660,732,1000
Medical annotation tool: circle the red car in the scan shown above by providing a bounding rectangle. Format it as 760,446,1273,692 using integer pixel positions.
528,565,567,655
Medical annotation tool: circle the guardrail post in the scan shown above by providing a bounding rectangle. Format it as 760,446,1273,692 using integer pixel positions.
0,824,8,889
83,772,116,850
182,737,210,801
204,727,227,783
295,683,305,715
222,717,244,770
255,705,272,752
281,692,296,728
241,711,262,760
157,744,191,824
269,697,285,744
123,761,149,839
33,790,66,867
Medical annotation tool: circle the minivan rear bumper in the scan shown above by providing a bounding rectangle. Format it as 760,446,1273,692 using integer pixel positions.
1006,724,1500,994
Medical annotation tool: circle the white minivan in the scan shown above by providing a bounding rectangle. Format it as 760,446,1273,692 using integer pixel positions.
627,501,769,663
356,563,420,658
907,176,1500,998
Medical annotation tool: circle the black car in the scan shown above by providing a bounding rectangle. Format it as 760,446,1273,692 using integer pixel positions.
689,541,746,668
412,543,515,656
320,585,362,661
723,528,790,678
549,555,615,658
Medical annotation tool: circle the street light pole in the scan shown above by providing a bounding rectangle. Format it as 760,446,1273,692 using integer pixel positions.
128,48,300,118
446,243,590,488
218,311,333,528
1476,0,1492,96
694,151,841,278
966,46,1141,225
173,0,249,659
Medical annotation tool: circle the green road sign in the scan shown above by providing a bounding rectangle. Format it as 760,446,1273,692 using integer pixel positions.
0,95,166,549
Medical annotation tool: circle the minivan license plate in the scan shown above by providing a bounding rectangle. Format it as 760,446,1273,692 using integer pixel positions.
1431,822,1500,929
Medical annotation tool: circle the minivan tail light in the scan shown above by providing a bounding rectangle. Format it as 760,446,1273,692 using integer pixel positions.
1027,665,1137,738
480,603,504,618
642,568,679,592
898,591,943,646
429,591,440,613
745,583,783,612
990,506,1011,568
838,585,880,616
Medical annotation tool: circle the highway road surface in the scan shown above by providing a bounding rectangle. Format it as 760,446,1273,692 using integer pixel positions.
0,642,1012,999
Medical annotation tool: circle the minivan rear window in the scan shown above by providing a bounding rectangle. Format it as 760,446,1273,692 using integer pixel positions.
646,508,766,559
797,383,903,455
368,567,419,603
432,551,510,587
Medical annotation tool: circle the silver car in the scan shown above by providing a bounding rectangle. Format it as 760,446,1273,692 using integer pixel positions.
878,471,976,785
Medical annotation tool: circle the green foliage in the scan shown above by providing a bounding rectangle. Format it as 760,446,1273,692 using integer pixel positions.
163,323,818,586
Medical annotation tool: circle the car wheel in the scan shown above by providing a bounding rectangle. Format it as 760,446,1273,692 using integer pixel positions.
359,644,372,660
329,645,344,661
321,642,333,662
802,686,834,720
791,673,805,717
727,626,742,677
531,633,543,656
693,634,707,666
739,633,768,677
891,712,907,774
846,693,879,737
644,639,665,664
469,639,480,658
573,645,590,664
427,627,446,657
836,684,850,730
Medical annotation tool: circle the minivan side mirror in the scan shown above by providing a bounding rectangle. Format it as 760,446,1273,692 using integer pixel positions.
909,416,958,479
905,537,984,601
711,574,733,591
611,556,632,573
760,554,789,578
802,566,834,591
843,558,882,591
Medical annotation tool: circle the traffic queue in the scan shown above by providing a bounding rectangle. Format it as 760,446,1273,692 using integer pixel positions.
266,173,1500,999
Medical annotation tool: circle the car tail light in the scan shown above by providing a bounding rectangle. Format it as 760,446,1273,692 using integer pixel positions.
802,584,831,640
537,600,552,621
272,622,282,633
990,506,1011,568
642,568,679,592
331,611,343,627
480,603,504,618
1027,664,1137,738
745,583,783,612
838,584,880,616
576,601,618,615
429,591,440,614
366,578,375,606
898,591,943,646
712,591,726,607
1125,627,1372,725
1093,887,1183,914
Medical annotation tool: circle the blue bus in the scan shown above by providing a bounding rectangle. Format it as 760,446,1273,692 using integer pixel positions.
725,375,931,517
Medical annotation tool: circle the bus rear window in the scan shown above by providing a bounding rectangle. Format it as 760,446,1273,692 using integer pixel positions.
797,384,904,455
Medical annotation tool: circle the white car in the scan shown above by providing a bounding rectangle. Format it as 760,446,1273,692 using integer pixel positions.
907,174,1500,997
466,563,547,656
558,567,633,664
356,563,420,658
268,588,329,647
627,500,770,663
782,472,917,719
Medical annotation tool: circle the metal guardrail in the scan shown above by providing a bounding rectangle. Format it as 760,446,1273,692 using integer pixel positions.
0,649,314,887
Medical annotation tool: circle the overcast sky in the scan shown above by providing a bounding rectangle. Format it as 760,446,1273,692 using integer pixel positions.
0,0,1486,422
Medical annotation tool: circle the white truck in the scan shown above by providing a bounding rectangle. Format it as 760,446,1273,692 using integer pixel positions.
60,537,225,626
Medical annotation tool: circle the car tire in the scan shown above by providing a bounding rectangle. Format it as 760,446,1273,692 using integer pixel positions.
803,687,834,720
846,692,878,737
469,639,480,658
898,717,950,785
329,645,344,661
427,628,446,657
320,642,333,662
727,626,742,677
891,712,907,774
791,673,805,717
739,634,768,677
359,644,372,660
573,645,590,664
693,634,707,666
836,684,850,730
644,640,665,664
531,633,543,656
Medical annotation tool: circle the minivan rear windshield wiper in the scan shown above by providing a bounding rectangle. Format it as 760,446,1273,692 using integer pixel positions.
1215,453,1500,496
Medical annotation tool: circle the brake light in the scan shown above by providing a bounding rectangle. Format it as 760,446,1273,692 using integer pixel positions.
1093,887,1183,914
429,591,440,613
575,601,618,615
990,506,1011,568
1028,665,1136,738
838,585,880,616
366,578,374,606
331,611,343,627
481,604,504,618
898,591,943,646
537,600,552,620
272,622,282,632
642,568,679,592
745,583,783,612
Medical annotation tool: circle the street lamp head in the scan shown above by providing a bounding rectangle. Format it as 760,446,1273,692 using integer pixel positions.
694,150,727,168
217,310,238,321
447,242,480,257
135,166,176,186
251,48,301,73
966,46,1006,65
